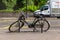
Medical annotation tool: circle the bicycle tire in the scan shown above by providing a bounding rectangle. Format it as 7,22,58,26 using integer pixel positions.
34,19,50,33
9,20,24,32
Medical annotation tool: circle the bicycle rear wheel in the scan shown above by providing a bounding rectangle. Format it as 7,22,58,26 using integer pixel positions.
34,19,50,33
9,20,23,32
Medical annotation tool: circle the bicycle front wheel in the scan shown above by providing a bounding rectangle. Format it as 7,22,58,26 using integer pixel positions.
9,20,23,32
34,19,50,32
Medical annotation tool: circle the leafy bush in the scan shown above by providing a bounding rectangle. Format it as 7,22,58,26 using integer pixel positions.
20,5,38,12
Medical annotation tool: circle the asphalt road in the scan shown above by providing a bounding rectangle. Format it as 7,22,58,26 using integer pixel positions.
0,17,60,40
0,17,60,28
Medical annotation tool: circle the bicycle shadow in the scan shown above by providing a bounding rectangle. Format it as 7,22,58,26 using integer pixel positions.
6,30,41,33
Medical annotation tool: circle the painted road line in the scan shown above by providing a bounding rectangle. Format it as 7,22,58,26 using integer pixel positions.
0,20,16,22
0,20,33,22
0,26,9,29
22,26,29,28
0,26,29,29
0,23,60,29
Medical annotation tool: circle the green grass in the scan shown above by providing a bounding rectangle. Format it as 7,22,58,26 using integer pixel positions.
0,10,20,13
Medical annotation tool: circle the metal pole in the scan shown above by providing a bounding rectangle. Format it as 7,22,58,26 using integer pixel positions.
26,0,27,18
49,0,52,16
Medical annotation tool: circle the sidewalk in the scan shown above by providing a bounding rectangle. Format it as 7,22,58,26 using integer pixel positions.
0,17,58,20
0,17,17,20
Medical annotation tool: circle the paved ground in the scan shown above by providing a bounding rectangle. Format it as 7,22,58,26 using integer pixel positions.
0,17,60,40
0,28,60,40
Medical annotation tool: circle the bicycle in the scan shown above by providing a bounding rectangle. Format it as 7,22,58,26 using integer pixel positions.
8,11,50,33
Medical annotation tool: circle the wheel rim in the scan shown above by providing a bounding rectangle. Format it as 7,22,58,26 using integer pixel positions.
34,20,49,32
42,20,49,31
34,20,41,31
10,22,19,32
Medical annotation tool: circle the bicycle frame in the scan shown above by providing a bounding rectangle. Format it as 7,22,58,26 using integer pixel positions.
18,13,38,28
